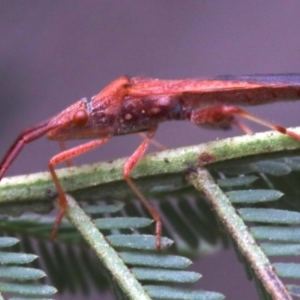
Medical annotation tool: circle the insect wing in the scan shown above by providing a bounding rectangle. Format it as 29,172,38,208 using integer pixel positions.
216,74,300,86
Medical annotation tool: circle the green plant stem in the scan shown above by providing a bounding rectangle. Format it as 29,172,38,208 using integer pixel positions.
187,168,291,300
1,127,300,206
64,194,151,300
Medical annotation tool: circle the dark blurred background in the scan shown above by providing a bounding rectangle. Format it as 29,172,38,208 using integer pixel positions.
1,1,300,299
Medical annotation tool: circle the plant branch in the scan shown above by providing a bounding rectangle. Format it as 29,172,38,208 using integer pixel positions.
64,193,151,300
1,127,300,206
187,168,292,300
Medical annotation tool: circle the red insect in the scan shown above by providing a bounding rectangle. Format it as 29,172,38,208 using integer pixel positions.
1,74,300,249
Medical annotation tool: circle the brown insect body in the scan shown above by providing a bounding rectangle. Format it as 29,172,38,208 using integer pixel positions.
47,77,190,141
2,74,300,248
46,76,300,141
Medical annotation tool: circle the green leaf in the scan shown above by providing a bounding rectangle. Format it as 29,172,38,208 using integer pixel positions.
238,208,300,224
226,189,283,203
260,243,300,256
132,268,201,283
84,203,124,214
274,263,300,279
0,237,19,248
0,252,37,264
107,234,173,250
119,252,191,269
217,175,258,188
251,226,300,242
144,285,225,300
287,284,300,297
0,267,45,281
0,282,56,295
94,217,153,229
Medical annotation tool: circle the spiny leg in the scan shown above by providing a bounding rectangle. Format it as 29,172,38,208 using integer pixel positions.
123,127,162,249
49,137,109,239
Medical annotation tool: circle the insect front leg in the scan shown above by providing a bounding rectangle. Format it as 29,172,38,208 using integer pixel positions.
48,138,109,239
123,127,163,249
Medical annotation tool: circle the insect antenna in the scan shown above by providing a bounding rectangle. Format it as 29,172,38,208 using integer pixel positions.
0,119,57,180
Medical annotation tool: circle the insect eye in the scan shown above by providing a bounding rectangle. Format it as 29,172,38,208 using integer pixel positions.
72,109,89,126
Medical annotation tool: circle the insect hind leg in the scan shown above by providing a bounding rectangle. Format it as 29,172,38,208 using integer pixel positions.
190,105,251,134
190,105,300,140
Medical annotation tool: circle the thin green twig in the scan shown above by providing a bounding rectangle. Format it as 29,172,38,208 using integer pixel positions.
64,193,151,300
187,168,291,300
1,127,300,207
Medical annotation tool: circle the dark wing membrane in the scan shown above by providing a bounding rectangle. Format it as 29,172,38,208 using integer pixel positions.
216,74,300,86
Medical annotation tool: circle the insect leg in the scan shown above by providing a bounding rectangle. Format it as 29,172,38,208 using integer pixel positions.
231,118,253,135
218,106,300,141
190,105,300,140
59,141,73,167
190,106,237,130
48,137,109,239
123,127,162,249
136,132,166,151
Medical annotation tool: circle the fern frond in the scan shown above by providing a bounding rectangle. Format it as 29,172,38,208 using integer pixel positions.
0,236,56,299
1,128,300,298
